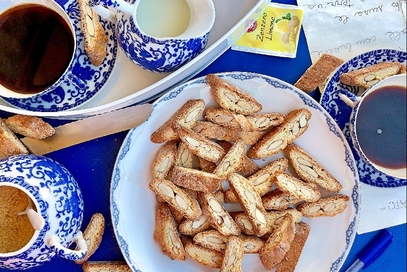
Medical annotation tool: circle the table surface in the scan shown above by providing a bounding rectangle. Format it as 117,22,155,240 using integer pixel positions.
0,0,406,271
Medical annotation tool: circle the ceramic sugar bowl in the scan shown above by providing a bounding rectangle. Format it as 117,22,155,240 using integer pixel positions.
89,0,216,73
0,154,87,270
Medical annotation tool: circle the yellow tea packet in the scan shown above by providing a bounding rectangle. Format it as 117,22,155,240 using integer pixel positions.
232,2,303,58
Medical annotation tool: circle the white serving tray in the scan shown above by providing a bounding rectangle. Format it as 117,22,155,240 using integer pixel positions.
0,0,269,119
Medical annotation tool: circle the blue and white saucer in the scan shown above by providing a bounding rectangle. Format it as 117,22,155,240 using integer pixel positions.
320,48,407,188
1,0,118,112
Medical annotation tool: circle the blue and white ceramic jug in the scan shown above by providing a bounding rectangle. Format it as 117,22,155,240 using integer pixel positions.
89,0,216,73
0,154,87,270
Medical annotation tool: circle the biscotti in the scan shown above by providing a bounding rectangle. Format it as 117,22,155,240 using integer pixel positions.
171,166,223,193
294,53,344,93
219,236,244,272
198,192,241,236
75,213,105,264
297,194,350,217
273,172,321,202
339,61,406,89
227,173,268,236
4,115,55,140
0,118,29,157
176,125,225,163
212,139,246,178
259,213,296,270
182,236,223,268
82,261,131,272
206,74,262,115
285,143,342,193
150,99,205,143
193,229,228,252
149,178,202,220
78,0,108,66
247,108,312,159
275,222,311,272
151,140,177,179
153,203,186,260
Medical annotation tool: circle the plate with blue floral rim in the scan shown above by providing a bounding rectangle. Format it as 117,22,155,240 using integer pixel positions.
110,72,360,272
320,49,407,188
0,0,118,112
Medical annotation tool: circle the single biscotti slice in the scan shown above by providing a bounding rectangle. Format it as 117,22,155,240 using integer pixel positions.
220,236,244,272
78,0,108,66
182,236,224,268
244,112,285,131
149,178,202,220
294,54,344,93
297,194,350,218
273,172,321,202
171,166,223,193
75,213,105,264
227,173,268,236
204,107,241,129
213,139,246,178
285,143,343,193
262,189,301,211
275,221,311,272
177,125,225,163
259,213,296,270
198,192,241,236
339,61,406,89
0,118,29,157
247,108,312,159
150,99,205,143
153,203,186,261
82,261,131,272
193,229,228,253
151,140,177,179
178,214,212,236
4,115,55,139
206,74,262,115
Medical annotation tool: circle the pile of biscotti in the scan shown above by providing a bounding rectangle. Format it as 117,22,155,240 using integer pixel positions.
148,74,350,271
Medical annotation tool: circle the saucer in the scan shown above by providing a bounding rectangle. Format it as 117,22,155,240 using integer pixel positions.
1,0,118,112
320,49,407,188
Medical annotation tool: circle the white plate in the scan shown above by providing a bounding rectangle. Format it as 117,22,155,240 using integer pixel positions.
0,0,118,112
111,72,360,272
320,48,407,188
0,0,269,119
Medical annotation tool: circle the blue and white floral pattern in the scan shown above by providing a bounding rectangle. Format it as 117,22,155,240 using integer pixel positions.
111,72,360,272
115,10,209,73
1,0,118,112
0,154,84,269
320,49,407,188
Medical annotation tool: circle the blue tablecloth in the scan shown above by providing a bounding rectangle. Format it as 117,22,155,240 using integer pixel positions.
0,0,405,271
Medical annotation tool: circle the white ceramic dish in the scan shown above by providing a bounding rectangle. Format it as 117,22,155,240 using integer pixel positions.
0,0,118,112
111,72,360,272
0,0,269,119
320,48,407,188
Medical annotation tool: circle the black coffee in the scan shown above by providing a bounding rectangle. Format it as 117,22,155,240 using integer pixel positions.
0,4,75,94
355,85,406,169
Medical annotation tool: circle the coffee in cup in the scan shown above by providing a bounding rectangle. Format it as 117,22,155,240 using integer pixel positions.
0,1,77,99
346,74,407,179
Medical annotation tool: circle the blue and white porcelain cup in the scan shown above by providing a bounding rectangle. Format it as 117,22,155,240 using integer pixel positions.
0,154,88,269
89,0,216,73
339,74,407,180
0,0,86,99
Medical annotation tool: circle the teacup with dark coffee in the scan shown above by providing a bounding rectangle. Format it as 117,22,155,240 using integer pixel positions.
0,0,78,99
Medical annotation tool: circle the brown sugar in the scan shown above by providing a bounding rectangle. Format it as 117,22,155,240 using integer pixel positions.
0,185,35,253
